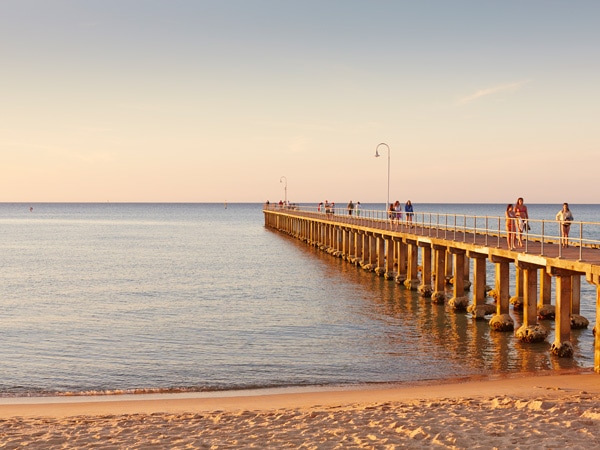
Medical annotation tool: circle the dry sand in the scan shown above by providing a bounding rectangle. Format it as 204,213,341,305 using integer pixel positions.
1,371,599,449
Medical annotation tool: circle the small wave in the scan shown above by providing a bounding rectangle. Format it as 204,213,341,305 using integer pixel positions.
0,381,347,399
58,387,215,397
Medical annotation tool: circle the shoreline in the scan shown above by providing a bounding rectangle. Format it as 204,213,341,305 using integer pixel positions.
0,368,588,406
1,370,597,417
2,371,600,448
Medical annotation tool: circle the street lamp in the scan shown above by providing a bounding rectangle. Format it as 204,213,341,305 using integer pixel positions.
374,143,390,209
280,176,287,205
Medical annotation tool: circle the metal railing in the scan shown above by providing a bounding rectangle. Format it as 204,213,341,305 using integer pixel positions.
265,204,600,261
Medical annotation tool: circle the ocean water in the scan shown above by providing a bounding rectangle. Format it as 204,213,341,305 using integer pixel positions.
0,202,597,397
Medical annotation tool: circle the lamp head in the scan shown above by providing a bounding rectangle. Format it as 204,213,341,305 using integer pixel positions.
374,149,380,158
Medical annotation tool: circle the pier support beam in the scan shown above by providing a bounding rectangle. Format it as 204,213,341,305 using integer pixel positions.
369,234,378,268
360,233,374,271
404,239,420,290
384,237,396,280
358,230,367,267
318,221,324,246
594,280,600,373
510,267,525,310
445,249,453,285
431,244,447,304
354,231,363,265
395,240,408,285
467,251,494,319
331,226,341,256
314,221,320,246
550,267,576,357
538,269,554,320
341,228,349,259
347,228,355,261
418,241,432,297
489,255,514,331
463,255,472,291
572,275,580,314
375,235,386,276
515,262,548,343
448,248,469,310
571,275,589,329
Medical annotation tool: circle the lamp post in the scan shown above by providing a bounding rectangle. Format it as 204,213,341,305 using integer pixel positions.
374,143,390,210
280,176,287,205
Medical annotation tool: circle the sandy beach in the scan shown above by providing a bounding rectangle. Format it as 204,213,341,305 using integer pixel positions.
1,371,599,449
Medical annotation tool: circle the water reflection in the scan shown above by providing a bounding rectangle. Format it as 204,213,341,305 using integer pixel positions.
285,232,594,381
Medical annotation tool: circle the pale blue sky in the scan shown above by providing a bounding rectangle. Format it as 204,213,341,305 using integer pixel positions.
1,1,598,203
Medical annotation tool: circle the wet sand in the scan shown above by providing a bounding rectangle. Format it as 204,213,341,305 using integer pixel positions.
1,371,599,449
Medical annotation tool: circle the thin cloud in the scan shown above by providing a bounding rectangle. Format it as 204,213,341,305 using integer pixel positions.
458,80,531,105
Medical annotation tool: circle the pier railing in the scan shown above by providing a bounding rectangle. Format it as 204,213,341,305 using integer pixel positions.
265,205,600,261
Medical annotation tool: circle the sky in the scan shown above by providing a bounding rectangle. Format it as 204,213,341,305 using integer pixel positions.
1,0,599,204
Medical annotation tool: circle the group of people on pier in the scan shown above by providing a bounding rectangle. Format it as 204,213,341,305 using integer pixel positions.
504,197,529,250
387,200,414,226
316,200,348,216
505,197,574,250
267,200,299,210
320,199,415,224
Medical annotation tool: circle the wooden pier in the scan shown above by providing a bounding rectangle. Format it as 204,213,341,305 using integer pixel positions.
263,206,600,372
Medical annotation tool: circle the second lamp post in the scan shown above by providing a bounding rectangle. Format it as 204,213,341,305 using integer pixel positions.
374,143,390,210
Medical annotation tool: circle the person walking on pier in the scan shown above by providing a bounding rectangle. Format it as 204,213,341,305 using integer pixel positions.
514,197,529,247
405,200,414,226
347,200,355,215
505,204,517,250
393,200,402,224
556,202,574,248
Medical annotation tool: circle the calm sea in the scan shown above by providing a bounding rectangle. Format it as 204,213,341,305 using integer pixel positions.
0,202,597,397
